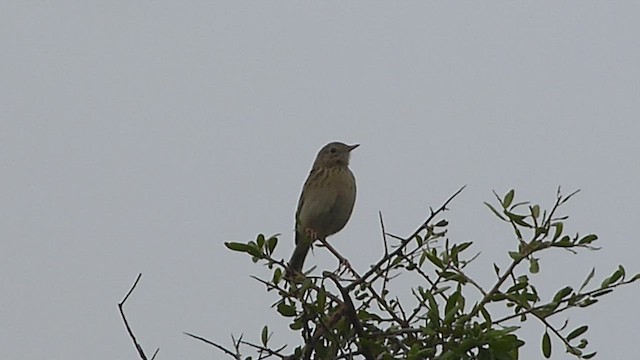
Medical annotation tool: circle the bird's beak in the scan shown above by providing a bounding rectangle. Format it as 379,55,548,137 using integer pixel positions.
348,144,360,152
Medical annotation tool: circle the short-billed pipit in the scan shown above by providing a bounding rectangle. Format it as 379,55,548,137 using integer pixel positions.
287,142,358,276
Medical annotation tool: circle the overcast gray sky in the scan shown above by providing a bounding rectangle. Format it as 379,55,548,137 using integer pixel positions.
1,2,639,359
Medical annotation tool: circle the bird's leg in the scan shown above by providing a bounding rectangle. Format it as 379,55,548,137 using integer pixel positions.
316,237,360,278
304,228,319,255
304,228,318,242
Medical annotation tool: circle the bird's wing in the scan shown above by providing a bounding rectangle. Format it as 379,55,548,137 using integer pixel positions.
294,168,337,243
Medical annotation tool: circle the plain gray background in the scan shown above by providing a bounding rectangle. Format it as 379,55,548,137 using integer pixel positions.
1,2,638,359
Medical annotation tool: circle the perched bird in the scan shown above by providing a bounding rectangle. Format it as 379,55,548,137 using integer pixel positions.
287,141,358,276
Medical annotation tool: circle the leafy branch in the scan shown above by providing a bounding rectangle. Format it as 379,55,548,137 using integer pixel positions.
120,187,638,360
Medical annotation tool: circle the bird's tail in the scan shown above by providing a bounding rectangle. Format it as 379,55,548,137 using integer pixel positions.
286,231,312,277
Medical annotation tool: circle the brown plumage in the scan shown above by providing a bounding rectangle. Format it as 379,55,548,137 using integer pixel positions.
287,142,358,275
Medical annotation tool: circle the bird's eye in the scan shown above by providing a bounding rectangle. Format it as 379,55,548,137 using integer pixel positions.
330,148,337,153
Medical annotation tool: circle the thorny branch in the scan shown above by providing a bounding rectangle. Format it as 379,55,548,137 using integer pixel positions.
346,185,466,292
118,273,159,360
120,186,638,360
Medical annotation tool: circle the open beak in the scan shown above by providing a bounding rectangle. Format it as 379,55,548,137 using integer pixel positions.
348,144,360,152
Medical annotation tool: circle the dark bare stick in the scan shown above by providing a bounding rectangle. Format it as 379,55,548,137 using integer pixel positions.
118,273,159,360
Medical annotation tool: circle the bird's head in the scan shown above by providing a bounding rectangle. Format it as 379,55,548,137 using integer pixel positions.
313,142,359,168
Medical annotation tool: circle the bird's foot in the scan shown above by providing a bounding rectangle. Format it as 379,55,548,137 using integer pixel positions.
337,257,353,275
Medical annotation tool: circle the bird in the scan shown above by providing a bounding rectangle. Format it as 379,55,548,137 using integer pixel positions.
287,141,358,276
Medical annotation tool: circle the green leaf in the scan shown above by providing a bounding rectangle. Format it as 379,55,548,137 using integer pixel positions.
289,320,304,331
566,325,588,341
509,251,524,261
506,212,532,227
277,302,297,317
484,202,507,221
256,234,265,249
480,306,492,326
507,282,528,293
488,293,507,302
578,234,598,245
553,236,573,247
578,298,598,307
477,348,491,360
531,204,540,218
300,278,313,292
424,291,439,323
553,286,573,302
261,325,268,346
567,346,582,356
579,268,596,292
533,302,560,318
610,269,624,284
568,294,586,306
225,242,250,252
419,250,428,266
457,242,472,252
601,269,624,288
445,291,461,316
391,255,403,267
438,271,457,279
272,268,282,284
407,343,432,359
435,219,448,227
425,250,444,269
246,244,262,258
443,272,468,284
503,189,515,208
552,222,564,241
534,226,547,238
542,331,552,358
317,287,326,309
529,257,540,274
583,351,597,359
577,338,588,349
443,302,460,325
414,234,423,247
267,236,278,253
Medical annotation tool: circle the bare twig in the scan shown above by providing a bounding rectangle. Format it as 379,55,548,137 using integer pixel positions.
494,277,637,325
379,211,393,304
379,211,389,258
238,340,288,359
118,273,158,360
184,332,240,359
467,253,527,321
347,186,466,292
